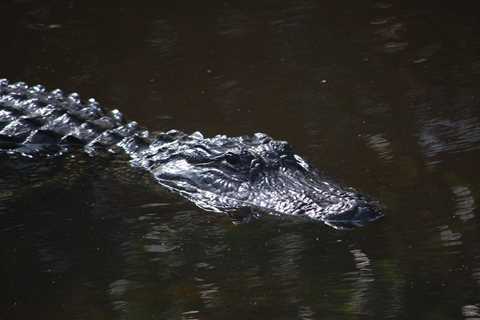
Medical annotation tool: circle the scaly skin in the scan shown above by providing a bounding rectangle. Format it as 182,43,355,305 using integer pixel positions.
0,79,383,229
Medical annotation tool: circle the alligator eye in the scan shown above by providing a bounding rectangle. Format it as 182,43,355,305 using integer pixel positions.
224,152,240,165
249,159,264,175
202,176,214,185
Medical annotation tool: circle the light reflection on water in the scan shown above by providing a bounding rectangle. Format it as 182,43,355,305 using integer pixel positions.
344,249,374,317
452,186,476,222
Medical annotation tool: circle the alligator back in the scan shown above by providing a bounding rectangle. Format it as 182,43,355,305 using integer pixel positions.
0,79,150,156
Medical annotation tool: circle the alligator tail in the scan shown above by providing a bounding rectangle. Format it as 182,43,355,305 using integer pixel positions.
0,79,152,157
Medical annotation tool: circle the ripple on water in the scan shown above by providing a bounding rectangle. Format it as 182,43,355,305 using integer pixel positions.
270,233,305,285
374,22,404,40
370,17,394,25
438,225,463,249
452,186,476,222
108,279,142,314
364,133,394,162
473,267,480,286
144,242,179,254
196,281,220,309
373,2,393,9
418,116,480,166
141,218,184,259
137,202,172,209
181,310,200,320
146,19,177,58
382,41,409,53
217,8,254,38
462,304,480,320
298,305,315,320
342,249,374,316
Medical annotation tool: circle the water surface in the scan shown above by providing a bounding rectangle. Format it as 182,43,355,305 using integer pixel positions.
1,0,480,319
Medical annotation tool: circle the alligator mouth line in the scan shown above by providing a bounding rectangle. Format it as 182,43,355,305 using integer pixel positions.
156,175,384,229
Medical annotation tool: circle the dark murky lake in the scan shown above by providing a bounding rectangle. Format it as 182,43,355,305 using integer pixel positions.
1,0,480,319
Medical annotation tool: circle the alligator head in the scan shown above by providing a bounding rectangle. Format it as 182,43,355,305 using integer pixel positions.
136,131,383,229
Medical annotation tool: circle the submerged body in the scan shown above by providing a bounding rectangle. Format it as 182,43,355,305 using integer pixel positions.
0,79,383,228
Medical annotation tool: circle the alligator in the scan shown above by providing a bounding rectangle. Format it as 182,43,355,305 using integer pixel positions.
0,79,383,229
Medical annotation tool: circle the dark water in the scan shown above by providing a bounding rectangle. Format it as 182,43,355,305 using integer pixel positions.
1,0,480,319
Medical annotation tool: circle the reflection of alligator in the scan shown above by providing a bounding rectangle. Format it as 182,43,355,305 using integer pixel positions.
0,79,383,228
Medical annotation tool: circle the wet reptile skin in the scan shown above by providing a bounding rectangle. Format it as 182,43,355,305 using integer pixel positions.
0,79,383,229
